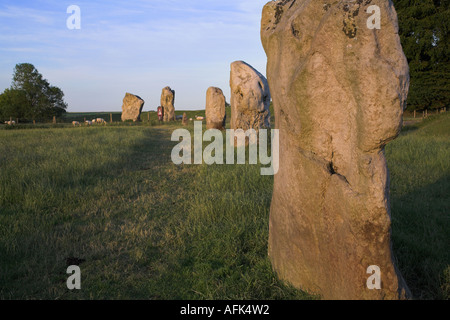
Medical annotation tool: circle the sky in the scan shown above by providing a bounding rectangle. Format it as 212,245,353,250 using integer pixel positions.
0,0,269,112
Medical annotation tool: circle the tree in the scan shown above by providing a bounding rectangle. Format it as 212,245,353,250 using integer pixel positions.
393,0,449,110
0,88,28,120
0,63,67,121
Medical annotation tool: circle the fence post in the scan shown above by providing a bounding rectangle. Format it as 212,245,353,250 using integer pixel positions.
414,110,416,119
33,120,36,125
110,113,113,123
53,116,56,124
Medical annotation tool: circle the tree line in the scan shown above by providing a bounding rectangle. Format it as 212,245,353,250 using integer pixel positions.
0,1,448,120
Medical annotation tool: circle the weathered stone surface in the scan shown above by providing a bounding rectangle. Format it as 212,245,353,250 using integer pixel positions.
182,112,188,126
230,61,271,131
121,93,144,122
161,86,175,122
261,0,410,300
206,87,226,130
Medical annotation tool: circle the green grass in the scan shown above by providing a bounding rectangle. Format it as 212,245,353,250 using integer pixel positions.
0,122,310,300
386,112,450,300
0,112,448,300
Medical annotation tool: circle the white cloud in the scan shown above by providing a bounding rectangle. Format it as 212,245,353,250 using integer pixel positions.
0,5,56,25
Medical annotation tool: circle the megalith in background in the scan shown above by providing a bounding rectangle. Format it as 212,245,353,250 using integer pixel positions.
229,61,271,131
161,86,175,122
206,87,227,130
121,93,144,122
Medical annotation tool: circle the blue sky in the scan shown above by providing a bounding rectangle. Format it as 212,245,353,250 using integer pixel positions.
0,0,268,112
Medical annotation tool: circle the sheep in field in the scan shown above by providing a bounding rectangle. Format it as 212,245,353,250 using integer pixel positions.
85,120,92,126
6,121,16,125
72,121,81,127
96,118,107,125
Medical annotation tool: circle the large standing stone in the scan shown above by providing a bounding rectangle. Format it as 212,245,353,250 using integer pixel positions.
161,86,175,122
121,93,144,122
206,87,226,130
230,61,271,131
261,0,411,300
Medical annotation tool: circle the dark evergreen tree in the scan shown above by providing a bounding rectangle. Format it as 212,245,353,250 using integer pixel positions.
393,0,449,110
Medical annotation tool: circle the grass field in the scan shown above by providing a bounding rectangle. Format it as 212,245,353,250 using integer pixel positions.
386,113,450,300
0,112,448,300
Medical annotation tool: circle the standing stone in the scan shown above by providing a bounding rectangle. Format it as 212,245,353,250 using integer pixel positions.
261,0,411,300
206,87,226,130
121,93,144,122
182,112,188,126
230,61,271,131
161,86,175,122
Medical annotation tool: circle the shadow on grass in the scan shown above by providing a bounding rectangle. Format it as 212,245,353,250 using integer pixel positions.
120,128,175,170
0,126,180,299
392,174,450,300
400,124,420,135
